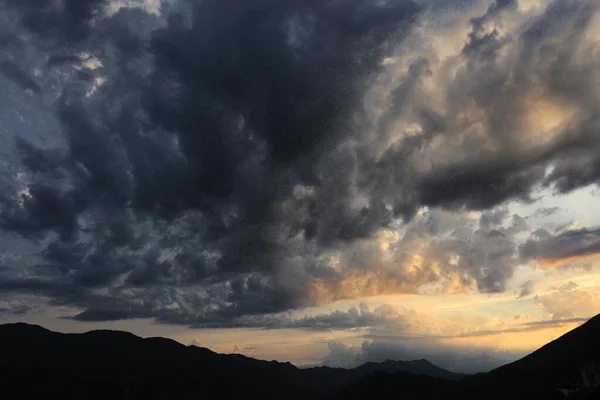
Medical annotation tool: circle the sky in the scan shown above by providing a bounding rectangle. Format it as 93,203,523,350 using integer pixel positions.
0,0,600,374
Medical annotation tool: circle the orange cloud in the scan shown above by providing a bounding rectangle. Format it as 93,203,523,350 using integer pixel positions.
535,281,600,320
518,88,579,149
538,252,600,270
307,268,436,306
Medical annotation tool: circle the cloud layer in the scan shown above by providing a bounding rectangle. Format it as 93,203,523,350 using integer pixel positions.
1,0,600,329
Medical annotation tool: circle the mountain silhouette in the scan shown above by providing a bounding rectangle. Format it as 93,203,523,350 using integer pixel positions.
351,359,467,380
466,313,600,399
0,322,460,399
0,322,308,400
1,315,599,399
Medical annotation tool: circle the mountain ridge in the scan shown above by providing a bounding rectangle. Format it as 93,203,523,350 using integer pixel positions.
1,316,599,399
0,321,461,375
349,358,468,380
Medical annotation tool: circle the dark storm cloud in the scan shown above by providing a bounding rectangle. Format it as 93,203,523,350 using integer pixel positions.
416,157,545,210
0,0,425,324
1,183,82,241
520,227,600,265
0,60,41,93
1,0,600,328
3,0,108,41
71,308,142,322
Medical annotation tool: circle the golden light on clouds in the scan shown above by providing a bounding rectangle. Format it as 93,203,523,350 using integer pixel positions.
108,0,162,15
519,89,578,148
538,252,600,270
305,238,478,305
378,229,399,252
307,270,421,306
585,10,600,43
536,280,600,320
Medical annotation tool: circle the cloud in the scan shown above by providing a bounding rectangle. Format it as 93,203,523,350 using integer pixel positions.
323,341,365,369
533,207,562,219
212,297,594,338
228,303,413,331
518,280,535,298
0,61,41,94
0,0,426,324
535,281,600,320
0,0,600,329
521,317,590,327
521,227,600,268
3,0,109,41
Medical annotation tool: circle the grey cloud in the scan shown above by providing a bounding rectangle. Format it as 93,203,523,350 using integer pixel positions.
421,210,520,293
521,317,590,327
0,297,35,316
533,207,562,219
3,0,108,42
480,208,508,230
72,308,142,322
323,341,365,369
518,280,534,298
226,303,411,331
521,227,600,264
462,0,517,62
0,60,42,93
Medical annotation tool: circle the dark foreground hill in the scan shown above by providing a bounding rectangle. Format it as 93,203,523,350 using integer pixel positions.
0,322,462,399
1,314,599,399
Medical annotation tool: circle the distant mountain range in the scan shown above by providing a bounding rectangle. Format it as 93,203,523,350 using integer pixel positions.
350,359,468,380
1,314,599,399
336,314,600,400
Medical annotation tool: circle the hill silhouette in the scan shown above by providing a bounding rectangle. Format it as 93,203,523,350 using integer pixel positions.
0,322,462,399
1,315,599,399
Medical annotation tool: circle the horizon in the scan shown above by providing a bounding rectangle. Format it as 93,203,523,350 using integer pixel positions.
1,0,600,376
2,315,596,374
